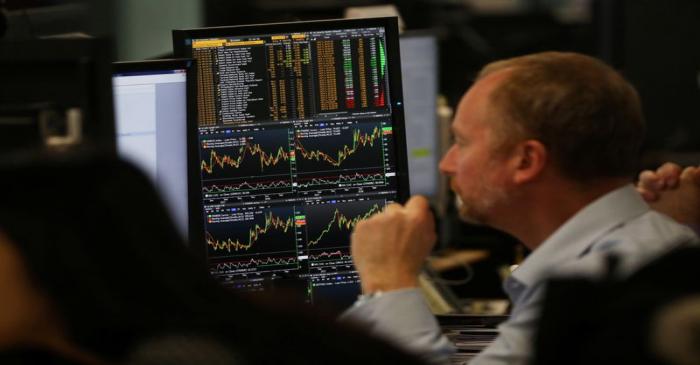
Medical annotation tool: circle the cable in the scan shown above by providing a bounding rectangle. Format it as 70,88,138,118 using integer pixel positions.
425,256,475,286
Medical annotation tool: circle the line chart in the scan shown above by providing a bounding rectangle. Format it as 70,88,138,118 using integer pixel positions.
206,207,296,259
305,199,384,249
203,178,293,196
199,128,291,180
308,250,352,261
201,145,290,174
294,123,383,173
210,256,298,275
295,170,384,189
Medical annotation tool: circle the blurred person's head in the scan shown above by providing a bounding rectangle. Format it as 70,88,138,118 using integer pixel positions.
0,149,428,365
439,52,645,247
0,149,224,363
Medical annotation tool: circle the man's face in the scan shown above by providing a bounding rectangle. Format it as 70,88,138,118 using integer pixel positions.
438,73,514,226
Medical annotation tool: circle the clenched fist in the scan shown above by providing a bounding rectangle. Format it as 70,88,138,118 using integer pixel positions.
350,195,437,294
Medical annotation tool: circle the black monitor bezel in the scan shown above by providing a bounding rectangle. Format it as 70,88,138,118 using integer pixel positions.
112,58,194,76
111,58,201,252
173,17,410,264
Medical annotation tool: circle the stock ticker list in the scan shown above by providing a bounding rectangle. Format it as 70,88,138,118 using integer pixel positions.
190,26,399,307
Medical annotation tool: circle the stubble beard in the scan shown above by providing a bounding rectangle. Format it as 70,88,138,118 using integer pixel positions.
454,179,509,226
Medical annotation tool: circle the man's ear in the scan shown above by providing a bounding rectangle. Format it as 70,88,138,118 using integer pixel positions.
511,140,547,185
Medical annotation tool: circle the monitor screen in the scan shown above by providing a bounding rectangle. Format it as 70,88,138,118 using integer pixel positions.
112,59,195,239
400,32,439,197
173,17,409,310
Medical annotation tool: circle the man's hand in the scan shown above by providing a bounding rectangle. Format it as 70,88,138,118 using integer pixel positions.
637,162,683,202
350,195,437,294
637,163,700,226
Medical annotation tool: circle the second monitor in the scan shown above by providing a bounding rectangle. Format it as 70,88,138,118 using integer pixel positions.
173,17,409,310
112,59,196,240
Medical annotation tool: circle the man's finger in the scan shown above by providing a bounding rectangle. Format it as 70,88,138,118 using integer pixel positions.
691,167,700,185
657,162,682,176
658,162,682,188
681,166,700,184
405,195,430,212
383,202,403,213
639,170,662,190
637,187,659,203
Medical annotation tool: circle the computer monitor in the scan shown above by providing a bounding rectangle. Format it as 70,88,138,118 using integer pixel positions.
112,59,196,240
173,17,409,310
400,32,439,198
0,38,114,151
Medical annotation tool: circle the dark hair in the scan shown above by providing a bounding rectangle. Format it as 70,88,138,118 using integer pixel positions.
479,52,645,181
0,149,426,365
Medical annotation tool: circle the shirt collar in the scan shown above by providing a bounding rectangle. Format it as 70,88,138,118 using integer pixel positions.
510,184,650,287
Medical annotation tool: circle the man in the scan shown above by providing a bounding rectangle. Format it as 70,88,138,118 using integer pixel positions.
340,52,699,364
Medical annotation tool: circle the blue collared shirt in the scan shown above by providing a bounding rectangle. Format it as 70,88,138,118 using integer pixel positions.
471,184,698,364
342,185,698,365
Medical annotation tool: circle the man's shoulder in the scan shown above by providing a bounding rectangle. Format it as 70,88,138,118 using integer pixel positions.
604,209,699,250
557,210,698,279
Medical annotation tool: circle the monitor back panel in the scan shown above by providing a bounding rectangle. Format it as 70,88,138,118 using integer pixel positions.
400,32,439,198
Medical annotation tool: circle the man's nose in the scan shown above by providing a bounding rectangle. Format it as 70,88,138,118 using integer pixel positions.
438,146,456,175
